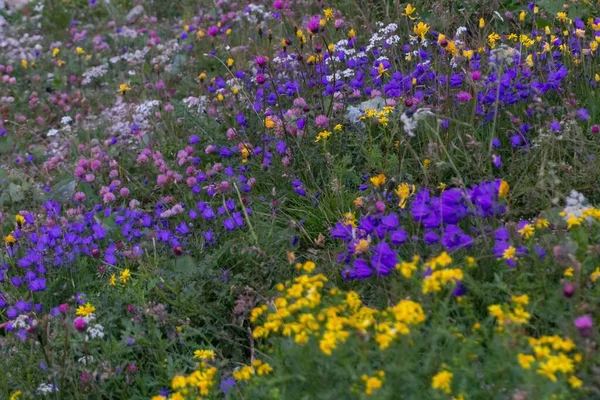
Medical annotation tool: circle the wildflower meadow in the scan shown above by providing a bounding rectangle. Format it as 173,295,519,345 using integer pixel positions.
2,0,600,398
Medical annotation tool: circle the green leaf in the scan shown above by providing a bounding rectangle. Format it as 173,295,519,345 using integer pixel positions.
8,182,24,203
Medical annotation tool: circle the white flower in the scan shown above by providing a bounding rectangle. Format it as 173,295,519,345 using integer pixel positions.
61,116,72,125
47,129,59,137
36,383,58,394
78,356,94,365
86,323,105,340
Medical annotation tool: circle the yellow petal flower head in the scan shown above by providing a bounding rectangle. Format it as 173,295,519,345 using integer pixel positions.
76,302,96,317
413,22,430,40
402,4,416,19
498,180,509,198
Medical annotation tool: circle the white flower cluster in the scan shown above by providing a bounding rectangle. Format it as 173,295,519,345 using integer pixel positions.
236,3,273,24
366,23,399,52
81,64,109,85
325,68,355,82
36,383,59,395
78,356,94,365
82,314,105,340
110,47,151,65
563,190,590,220
151,39,181,66
183,96,208,114
114,26,138,39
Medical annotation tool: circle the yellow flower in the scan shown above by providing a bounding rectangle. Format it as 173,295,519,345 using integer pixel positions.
354,239,370,254
556,12,569,22
423,158,431,169
362,372,384,395
519,11,526,22
9,391,22,400
233,365,255,381
118,83,131,94
413,22,430,40
348,29,356,38
395,183,416,208
517,223,534,239
109,274,116,286
333,124,343,131
535,218,549,229
511,294,529,305
402,4,416,19
518,353,536,369
255,361,273,375
120,268,131,284
15,214,25,225
52,48,60,57
4,234,16,245
151,396,166,400
569,375,583,388
171,375,187,389
479,18,485,28
226,58,234,67
75,47,85,55
432,370,453,394
590,267,600,282
21,59,28,69
502,246,516,260
315,130,332,142
498,180,509,198
376,62,389,79
323,8,334,20
564,267,574,278
194,349,216,360
76,302,96,317
370,174,387,188
465,256,477,268
264,116,275,129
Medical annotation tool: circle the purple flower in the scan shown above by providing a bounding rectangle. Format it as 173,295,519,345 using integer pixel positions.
220,377,236,394
574,315,593,337
576,108,590,121
370,242,397,275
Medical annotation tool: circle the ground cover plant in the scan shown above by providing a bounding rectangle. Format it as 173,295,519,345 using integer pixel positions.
2,0,600,398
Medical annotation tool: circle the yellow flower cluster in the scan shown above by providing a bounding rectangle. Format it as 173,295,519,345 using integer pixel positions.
193,349,216,360
431,369,453,394
362,371,385,396
421,252,463,294
251,265,426,356
232,359,274,381
488,295,531,331
359,106,395,126
169,361,217,399
518,335,582,388
561,207,600,229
